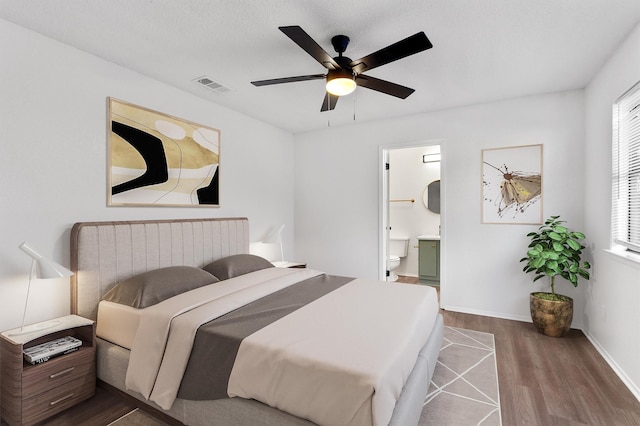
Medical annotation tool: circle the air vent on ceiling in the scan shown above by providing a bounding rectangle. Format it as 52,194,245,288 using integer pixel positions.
193,76,233,94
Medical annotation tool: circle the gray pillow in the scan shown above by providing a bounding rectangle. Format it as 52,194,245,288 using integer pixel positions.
203,254,274,280
102,266,219,308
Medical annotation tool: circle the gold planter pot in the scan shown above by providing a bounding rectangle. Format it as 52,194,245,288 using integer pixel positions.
529,292,573,337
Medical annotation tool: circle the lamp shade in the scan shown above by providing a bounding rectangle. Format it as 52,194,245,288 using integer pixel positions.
326,69,356,96
19,242,74,279
262,224,285,263
12,242,74,335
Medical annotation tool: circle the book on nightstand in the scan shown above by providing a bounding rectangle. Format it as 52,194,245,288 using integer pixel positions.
22,335,82,365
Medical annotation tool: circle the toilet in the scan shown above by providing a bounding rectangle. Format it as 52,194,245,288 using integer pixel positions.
387,237,409,281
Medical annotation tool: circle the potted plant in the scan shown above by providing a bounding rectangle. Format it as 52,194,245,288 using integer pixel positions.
520,215,591,337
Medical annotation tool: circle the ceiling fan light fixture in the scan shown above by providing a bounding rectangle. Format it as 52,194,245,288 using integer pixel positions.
326,69,356,96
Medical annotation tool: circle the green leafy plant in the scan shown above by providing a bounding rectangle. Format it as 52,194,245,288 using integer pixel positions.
520,215,591,299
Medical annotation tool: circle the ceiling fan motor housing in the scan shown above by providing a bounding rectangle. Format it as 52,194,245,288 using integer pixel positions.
327,68,354,81
334,55,354,70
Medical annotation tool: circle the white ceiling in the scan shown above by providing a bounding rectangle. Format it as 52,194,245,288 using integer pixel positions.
2,1,640,134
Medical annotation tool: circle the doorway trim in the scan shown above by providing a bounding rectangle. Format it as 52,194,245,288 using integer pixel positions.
379,139,446,291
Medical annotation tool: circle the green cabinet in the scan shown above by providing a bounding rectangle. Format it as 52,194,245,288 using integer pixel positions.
419,239,440,285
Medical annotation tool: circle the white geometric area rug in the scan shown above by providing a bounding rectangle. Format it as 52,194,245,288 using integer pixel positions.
419,326,502,426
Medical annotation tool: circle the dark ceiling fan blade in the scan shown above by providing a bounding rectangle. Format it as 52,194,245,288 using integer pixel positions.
320,92,339,112
355,75,415,99
251,74,326,86
350,32,432,74
279,26,340,70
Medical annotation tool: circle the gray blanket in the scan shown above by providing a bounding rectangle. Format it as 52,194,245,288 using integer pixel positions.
177,273,353,400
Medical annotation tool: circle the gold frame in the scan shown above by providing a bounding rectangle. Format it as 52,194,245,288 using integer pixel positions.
107,98,220,207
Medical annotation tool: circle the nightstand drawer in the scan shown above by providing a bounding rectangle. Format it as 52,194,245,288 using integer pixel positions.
22,374,95,425
22,347,95,395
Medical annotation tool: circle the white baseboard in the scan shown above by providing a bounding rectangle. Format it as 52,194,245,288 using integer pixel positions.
582,330,640,402
441,305,531,323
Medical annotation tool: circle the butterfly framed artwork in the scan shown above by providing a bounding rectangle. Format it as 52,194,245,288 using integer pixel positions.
481,144,542,224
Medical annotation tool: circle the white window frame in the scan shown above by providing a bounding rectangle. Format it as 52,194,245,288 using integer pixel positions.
612,79,640,258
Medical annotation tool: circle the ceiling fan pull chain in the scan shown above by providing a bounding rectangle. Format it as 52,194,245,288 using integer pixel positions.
353,92,356,121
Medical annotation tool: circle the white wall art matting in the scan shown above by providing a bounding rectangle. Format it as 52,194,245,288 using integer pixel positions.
481,144,542,224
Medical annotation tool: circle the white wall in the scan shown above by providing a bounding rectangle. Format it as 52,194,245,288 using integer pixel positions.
584,22,640,399
389,145,441,277
294,90,586,324
0,20,295,331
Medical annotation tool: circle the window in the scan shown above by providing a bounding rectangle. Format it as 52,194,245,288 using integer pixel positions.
612,80,640,254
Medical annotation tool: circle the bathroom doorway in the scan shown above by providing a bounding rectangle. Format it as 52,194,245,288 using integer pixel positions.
379,140,444,286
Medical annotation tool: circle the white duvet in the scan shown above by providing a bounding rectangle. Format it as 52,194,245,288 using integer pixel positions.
125,268,439,426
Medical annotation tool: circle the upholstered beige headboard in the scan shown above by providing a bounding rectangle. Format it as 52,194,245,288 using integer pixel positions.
70,218,249,320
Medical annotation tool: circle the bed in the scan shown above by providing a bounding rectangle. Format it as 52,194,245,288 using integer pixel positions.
70,217,443,426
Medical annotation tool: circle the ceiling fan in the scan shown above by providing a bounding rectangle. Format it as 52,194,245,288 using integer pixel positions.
251,26,433,112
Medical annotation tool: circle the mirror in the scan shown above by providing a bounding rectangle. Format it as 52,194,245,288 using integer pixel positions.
422,180,440,214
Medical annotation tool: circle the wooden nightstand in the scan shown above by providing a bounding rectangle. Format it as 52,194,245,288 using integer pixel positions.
0,315,96,426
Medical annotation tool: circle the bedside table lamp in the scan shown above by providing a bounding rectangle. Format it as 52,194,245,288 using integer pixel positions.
263,224,286,266
10,242,74,336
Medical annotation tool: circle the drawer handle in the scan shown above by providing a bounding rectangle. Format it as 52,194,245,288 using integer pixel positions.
49,393,74,406
50,367,75,379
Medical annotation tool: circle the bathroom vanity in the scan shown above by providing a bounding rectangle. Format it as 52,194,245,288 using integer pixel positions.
418,235,440,285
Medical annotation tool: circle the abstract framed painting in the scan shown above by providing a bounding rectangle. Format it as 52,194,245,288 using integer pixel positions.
481,144,542,224
108,98,220,207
